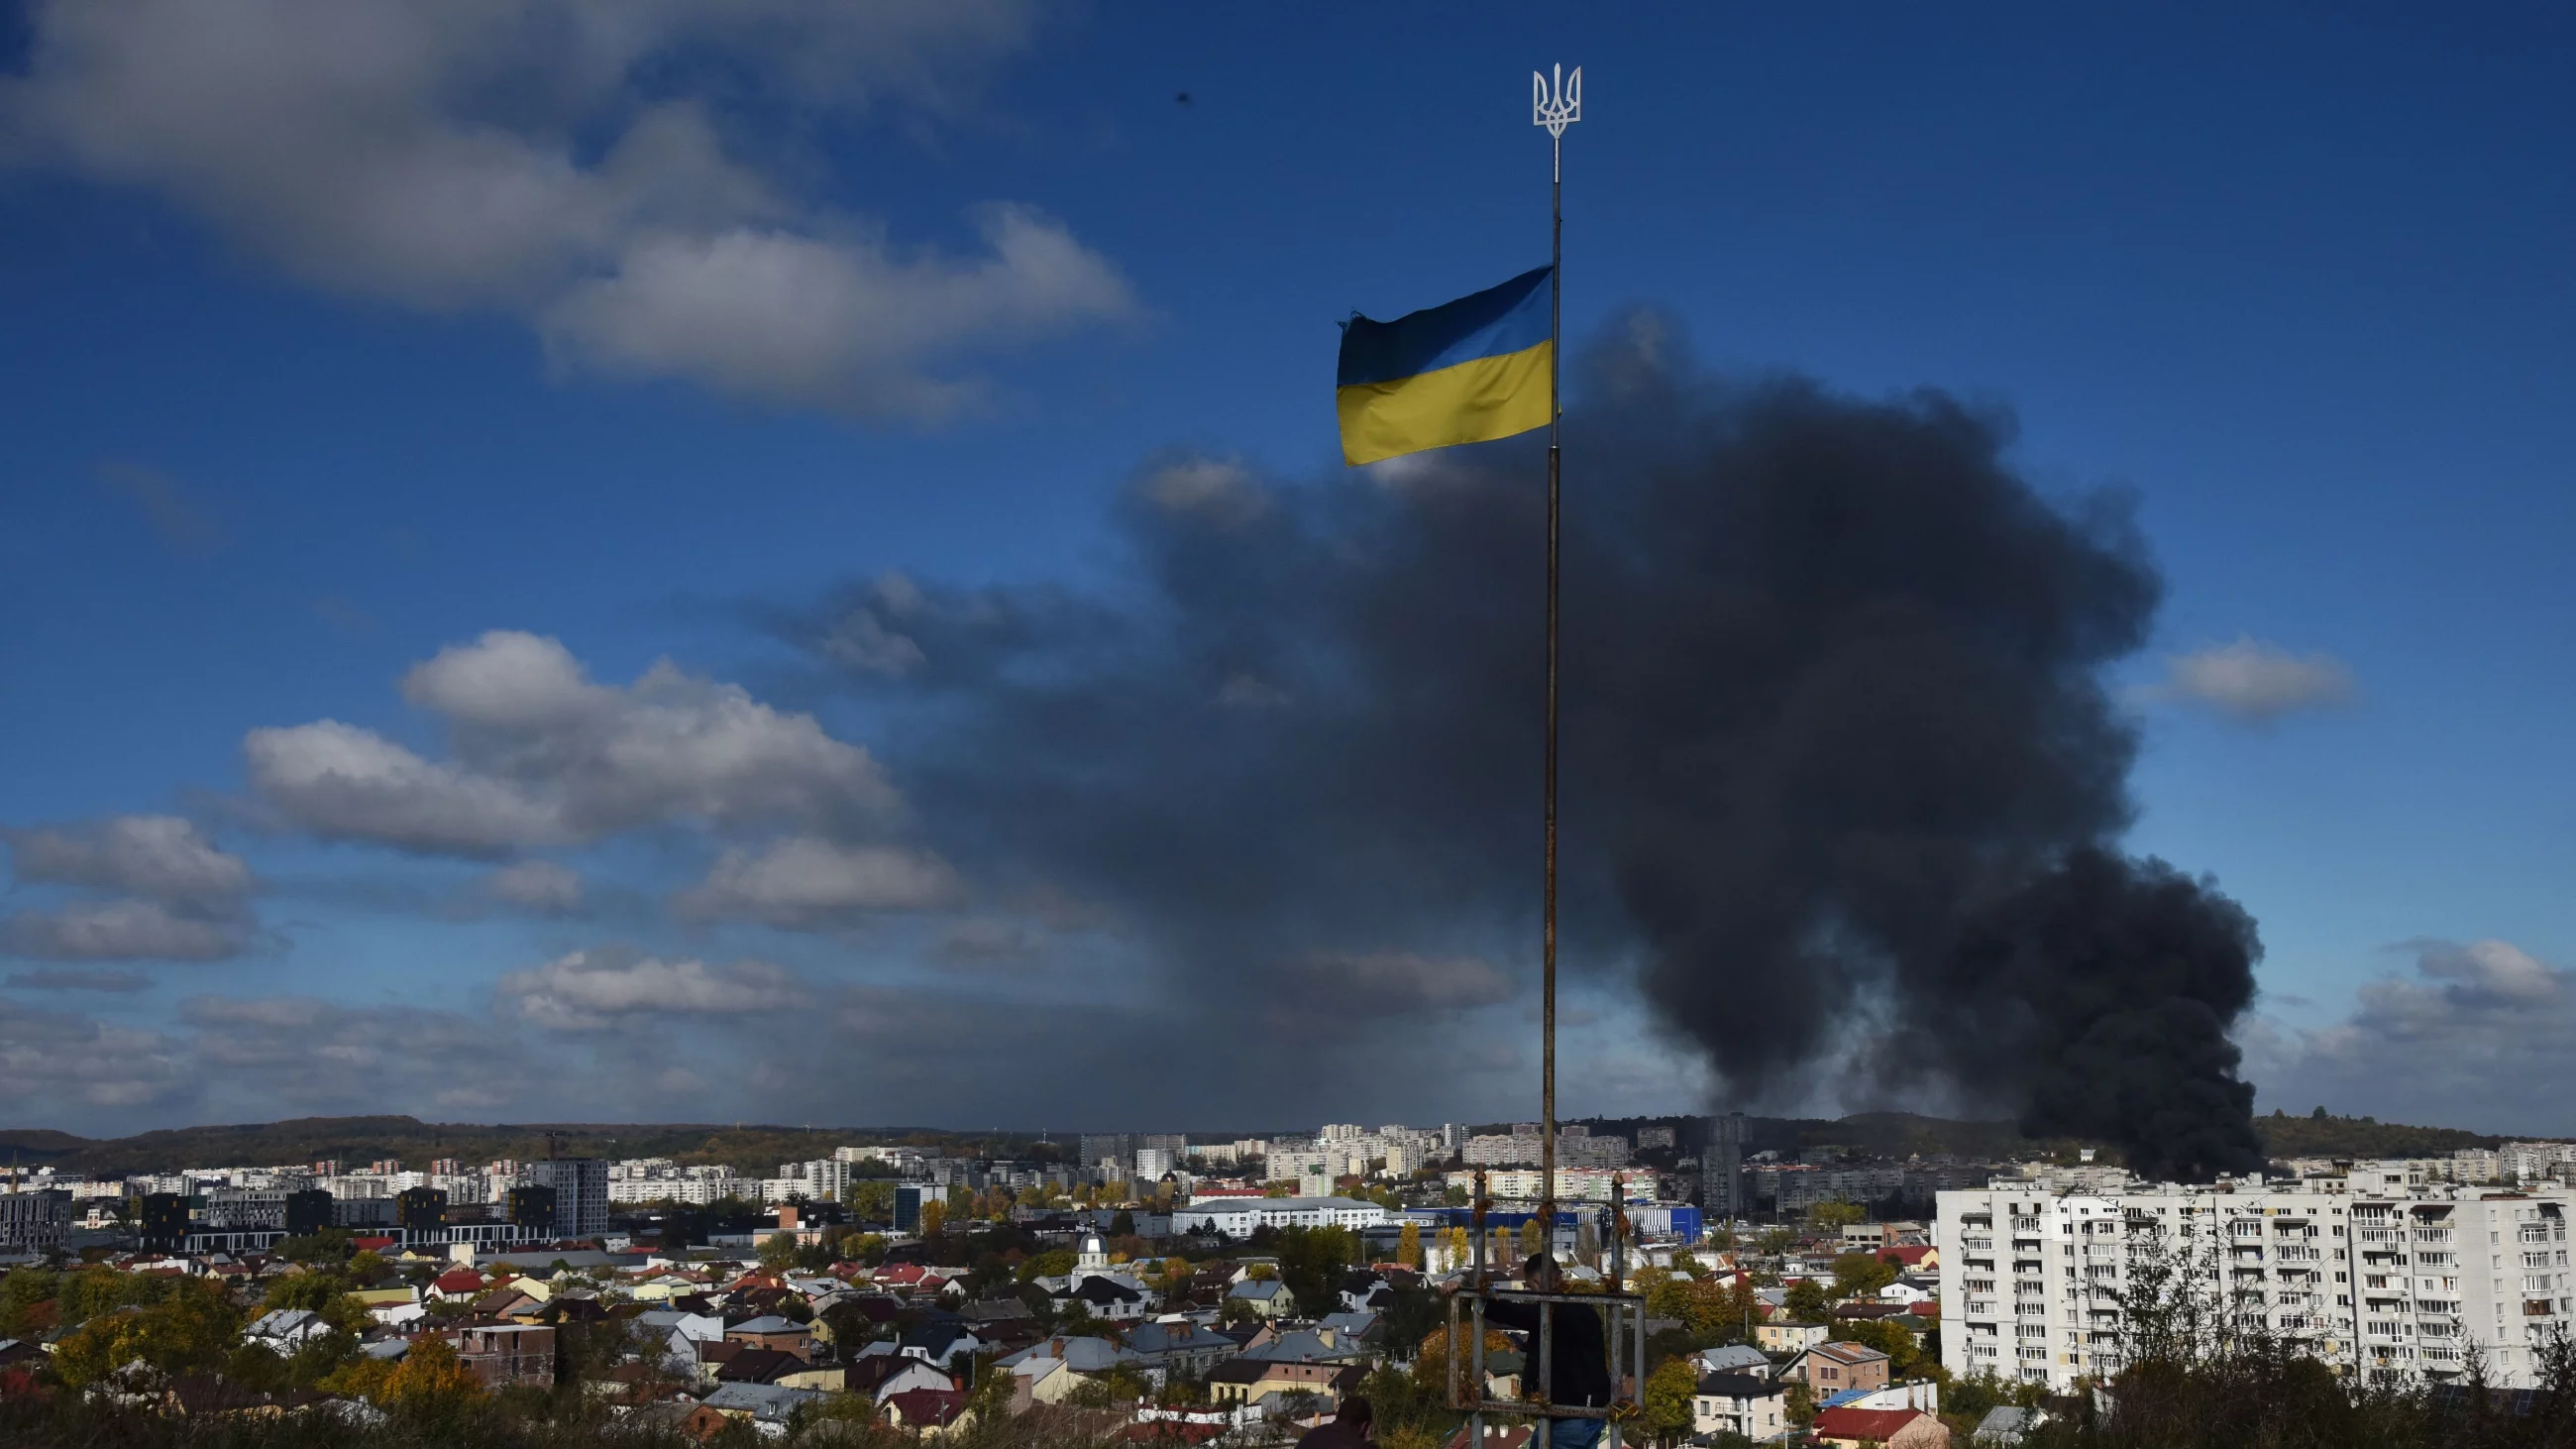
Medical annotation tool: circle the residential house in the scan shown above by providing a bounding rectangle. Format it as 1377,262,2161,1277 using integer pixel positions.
1691,1344,1771,1379
1691,1372,1788,1443
1064,1274,1150,1322
1972,1405,2042,1444
714,1348,806,1386
1810,1405,1949,1449
725,1314,818,1362
849,1352,956,1403
1125,1317,1239,1378
241,1309,332,1354
1225,1279,1293,1319
1203,1358,1361,1407
700,1381,825,1430
427,1268,487,1303
453,1325,556,1390
1787,1340,1891,1394
881,1388,972,1434
1755,1320,1828,1354
900,1320,988,1369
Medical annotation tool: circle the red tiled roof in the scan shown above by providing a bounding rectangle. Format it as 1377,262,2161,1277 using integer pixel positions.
1813,1406,1931,1441
882,1389,968,1426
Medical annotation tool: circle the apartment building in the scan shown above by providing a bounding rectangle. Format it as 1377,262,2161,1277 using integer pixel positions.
1938,1167,2576,1392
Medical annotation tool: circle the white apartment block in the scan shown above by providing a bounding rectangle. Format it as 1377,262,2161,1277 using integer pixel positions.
1940,1166,2576,1393
1449,1167,1635,1202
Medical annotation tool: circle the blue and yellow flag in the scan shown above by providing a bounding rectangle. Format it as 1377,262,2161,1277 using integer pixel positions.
1337,266,1553,466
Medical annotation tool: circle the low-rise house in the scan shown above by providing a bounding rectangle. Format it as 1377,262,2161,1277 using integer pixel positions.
427,1269,487,1303
453,1325,556,1390
701,1381,825,1430
1204,1358,1360,1407
242,1308,332,1354
900,1320,987,1369
882,1387,971,1434
851,1352,956,1403
1755,1320,1828,1353
1692,1344,1771,1379
1125,1317,1238,1377
1973,1405,2043,1444
1225,1279,1293,1319
724,1314,818,1362
1811,1405,1949,1449
714,1348,805,1386
1691,1372,1787,1443
1787,1340,1891,1394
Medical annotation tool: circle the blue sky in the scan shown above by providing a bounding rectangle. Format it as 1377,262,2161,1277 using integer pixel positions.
3,1,2573,1137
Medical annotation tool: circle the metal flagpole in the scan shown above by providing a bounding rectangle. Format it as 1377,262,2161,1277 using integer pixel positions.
1532,61,1578,1449
1531,57,1578,1257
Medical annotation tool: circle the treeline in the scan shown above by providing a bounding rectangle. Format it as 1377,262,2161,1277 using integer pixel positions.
0,1117,1054,1178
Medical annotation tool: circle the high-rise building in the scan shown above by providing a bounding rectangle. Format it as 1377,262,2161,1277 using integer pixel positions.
1940,1167,2576,1392
894,1182,932,1233
1702,1113,1746,1221
520,1159,607,1239
1080,1134,1132,1173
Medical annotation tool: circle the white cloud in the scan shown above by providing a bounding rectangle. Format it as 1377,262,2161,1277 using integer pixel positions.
497,946,801,1031
247,630,900,855
2,815,258,961
2246,940,2576,1132
1136,457,1269,527
0,0,1128,417
3,815,252,905
542,207,1130,417
0,998,190,1110
485,860,583,913
0,900,245,961
2153,636,2356,723
182,994,535,1113
676,835,962,928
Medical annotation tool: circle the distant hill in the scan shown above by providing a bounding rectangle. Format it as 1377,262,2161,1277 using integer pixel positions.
2253,1109,2509,1160
3,1108,2534,1179
0,1117,1045,1177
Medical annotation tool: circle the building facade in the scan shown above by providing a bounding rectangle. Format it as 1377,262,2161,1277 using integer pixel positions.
1938,1170,2576,1392
520,1159,608,1239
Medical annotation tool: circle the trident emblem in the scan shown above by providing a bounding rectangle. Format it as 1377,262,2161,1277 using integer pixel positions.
1532,63,1581,139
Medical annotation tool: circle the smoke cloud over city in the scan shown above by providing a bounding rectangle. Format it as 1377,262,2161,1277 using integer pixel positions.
797,313,2267,1180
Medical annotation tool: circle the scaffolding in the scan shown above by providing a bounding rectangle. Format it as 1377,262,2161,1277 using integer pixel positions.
1448,1170,1648,1449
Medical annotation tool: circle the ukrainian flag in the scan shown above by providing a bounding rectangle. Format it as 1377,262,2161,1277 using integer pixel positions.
1337,266,1554,466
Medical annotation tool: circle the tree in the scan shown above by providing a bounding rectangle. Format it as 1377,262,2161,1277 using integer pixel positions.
760,1232,800,1270
1806,1200,1865,1230
1411,1325,1516,1395
1019,1250,1076,1282
53,1278,241,1387
920,1200,948,1238
1829,1252,1898,1300
1783,1279,1830,1324
849,1180,896,1222
1642,1354,1700,1446
1829,1318,1927,1378
1519,1217,1545,1259
1399,1221,1422,1269
382,1334,482,1418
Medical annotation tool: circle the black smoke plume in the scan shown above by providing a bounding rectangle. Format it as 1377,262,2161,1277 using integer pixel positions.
798,314,2267,1180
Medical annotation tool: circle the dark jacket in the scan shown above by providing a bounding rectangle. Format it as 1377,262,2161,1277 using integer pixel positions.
1482,1296,1611,1407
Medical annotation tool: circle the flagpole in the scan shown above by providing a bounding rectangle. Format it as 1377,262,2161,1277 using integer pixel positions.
1533,59,1579,1280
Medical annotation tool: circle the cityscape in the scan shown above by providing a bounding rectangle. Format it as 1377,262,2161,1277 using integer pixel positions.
5,2,2572,1447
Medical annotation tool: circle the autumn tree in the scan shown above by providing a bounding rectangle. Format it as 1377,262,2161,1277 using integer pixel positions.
1642,1355,1701,1446
1829,1251,1898,1300
382,1334,482,1418
1399,1220,1423,1270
